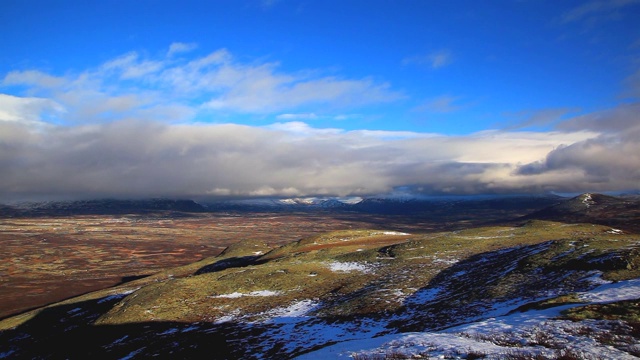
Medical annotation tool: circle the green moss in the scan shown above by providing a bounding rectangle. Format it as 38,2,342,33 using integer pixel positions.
562,298,640,322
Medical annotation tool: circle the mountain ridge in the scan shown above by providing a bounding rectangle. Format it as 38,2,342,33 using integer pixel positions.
1,193,566,216
524,192,640,232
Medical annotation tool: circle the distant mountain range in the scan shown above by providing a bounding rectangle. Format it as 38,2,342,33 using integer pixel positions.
0,198,206,216
3,194,640,230
0,194,568,217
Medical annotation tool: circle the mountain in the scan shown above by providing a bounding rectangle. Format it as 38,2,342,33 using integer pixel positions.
0,194,564,217
351,194,564,215
524,193,640,232
1,198,207,216
201,194,564,217
1,219,638,359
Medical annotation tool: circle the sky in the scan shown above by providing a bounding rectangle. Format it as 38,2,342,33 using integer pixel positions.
1,0,639,201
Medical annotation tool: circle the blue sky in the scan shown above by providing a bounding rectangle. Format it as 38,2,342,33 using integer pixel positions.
1,0,639,200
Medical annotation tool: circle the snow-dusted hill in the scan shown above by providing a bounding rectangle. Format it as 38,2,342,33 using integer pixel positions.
300,278,640,359
1,219,638,359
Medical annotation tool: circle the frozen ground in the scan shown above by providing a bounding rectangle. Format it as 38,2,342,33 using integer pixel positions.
297,278,640,359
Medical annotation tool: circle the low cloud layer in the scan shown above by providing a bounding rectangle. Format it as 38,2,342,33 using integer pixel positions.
1,112,636,201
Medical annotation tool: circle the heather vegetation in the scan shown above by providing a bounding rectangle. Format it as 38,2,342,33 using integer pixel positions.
1,194,639,358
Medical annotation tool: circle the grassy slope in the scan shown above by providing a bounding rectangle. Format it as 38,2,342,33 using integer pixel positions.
0,221,638,358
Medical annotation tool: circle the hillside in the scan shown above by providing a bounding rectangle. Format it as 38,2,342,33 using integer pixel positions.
524,193,640,232
1,214,639,358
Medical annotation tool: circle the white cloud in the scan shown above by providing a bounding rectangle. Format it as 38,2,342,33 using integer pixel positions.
333,114,361,121
0,93,65,125
276,113,319,120
266,121,341,136
403,50,453,69
0,114,620,201
2,47,402,123
3,70,66,88
167,42,198,57
203,73,402,113
414,95,465,113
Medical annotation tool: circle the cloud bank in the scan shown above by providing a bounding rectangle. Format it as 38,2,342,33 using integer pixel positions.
2,113,636,201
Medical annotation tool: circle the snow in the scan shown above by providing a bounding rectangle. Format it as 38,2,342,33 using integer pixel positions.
158,328,179,335
296,277,640,359
429,257,459,265
262,317,388,358
577,278,640,303
0,350,16,359
213,308,242,324
379,231,410,236
119,347,146,360
328,262,373,273
181,325,199,332
96,289,138,304
264,300,320,322
403,287,441,305
212,290,281,298
582,193,594,207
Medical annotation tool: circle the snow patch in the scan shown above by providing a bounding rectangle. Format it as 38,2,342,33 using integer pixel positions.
577,278,640,303
158,328,179,336
379,231,410,236
264,300,320,322
214,310,240,324
120,347,146,360
97,289,138,304
212,290,282,298
299,278,640,359
582,193,594,207
328,262,373,273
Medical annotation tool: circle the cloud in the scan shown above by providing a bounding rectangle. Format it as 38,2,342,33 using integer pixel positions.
623,67,640,98
414,95,465,113
203,73,402,113
0,94,65,125
276,113,319,120
514,102,640,193
555,102,640,133
0,114,613,201
502,107,580,130
167,42,198,57
403,50,453,69
1,45,638,200
561,0,640,24
515,133,640,192
3,70,66,89
2,47,402,122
